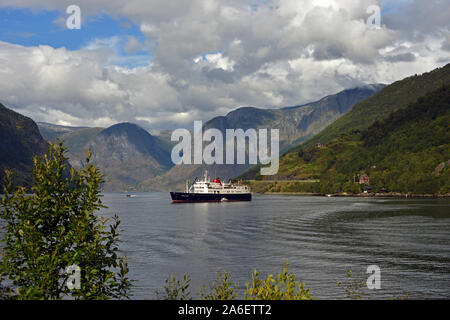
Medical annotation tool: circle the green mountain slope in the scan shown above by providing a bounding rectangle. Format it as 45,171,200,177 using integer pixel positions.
0,104,49,188
250,85,450,195
301,63,450,149
241,63,450,181
60,127,104,157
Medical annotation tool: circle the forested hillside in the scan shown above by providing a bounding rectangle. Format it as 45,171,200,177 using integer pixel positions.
246,85,450,195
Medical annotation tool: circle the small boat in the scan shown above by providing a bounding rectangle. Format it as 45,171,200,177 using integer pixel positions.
170,171,252,203
126,194,136,198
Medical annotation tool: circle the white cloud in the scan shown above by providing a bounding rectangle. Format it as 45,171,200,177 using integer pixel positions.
0,0,448,130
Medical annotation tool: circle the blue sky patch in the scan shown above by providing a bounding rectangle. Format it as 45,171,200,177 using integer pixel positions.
0,7,153,68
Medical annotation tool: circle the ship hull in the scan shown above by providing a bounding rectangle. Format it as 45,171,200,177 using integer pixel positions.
170,192,251,203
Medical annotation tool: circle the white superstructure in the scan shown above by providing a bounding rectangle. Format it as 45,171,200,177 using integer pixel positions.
187,171,250,194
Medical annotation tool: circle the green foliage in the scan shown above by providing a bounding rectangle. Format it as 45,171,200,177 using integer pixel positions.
0,142,131,300
244,262,312,300
390,292,410,300
337,270,366,300
159,262,312,300
337,270,409,300
159,265,411,300
200,270,238,300
244,180,321,194
158,275,191,300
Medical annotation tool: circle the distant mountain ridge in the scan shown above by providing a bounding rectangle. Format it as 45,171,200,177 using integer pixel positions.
29,84,384,191
37,122,89,141
147,84,385,191
204,84,385,151
35,122,176,191
58,122,172,192
96,122,173,168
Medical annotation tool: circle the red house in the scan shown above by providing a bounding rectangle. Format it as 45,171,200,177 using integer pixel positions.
359,175,370,185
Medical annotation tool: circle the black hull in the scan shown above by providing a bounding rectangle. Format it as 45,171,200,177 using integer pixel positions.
170,192,251,203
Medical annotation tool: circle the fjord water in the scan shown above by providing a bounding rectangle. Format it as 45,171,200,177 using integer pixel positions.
99,193,450,299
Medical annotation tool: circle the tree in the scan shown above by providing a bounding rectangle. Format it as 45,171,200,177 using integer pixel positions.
0,142,131,300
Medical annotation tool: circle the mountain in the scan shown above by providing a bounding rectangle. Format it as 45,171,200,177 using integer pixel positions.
301,63,450,149
148,129,175,146
57,127,103,156
0,104,48,189
204,84,386,151
152,84,385,191
63,123,173,192
37,122,89,141
242,63,450,181
244,84,450,195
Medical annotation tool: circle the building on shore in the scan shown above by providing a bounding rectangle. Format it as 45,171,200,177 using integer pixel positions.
359,174,370,185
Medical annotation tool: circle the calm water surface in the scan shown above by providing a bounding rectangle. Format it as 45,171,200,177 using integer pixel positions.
97,193,450,299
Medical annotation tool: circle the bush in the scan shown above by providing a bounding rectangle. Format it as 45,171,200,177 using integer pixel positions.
337,270,366,300
158,275,191,300
159,262,312,300
244,262,312,300
200,270,238,300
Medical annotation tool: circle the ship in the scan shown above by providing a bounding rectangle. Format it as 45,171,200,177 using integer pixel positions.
170,171,252,203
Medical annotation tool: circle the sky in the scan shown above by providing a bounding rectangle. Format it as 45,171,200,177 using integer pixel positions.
0,0,449,130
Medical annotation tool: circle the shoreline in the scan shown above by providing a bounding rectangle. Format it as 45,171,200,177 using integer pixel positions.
260,192,450,199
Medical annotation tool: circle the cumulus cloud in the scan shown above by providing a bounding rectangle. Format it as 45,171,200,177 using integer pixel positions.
0,0,448,130
385,52,416,62
442,33,450,52
382,0,450,40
